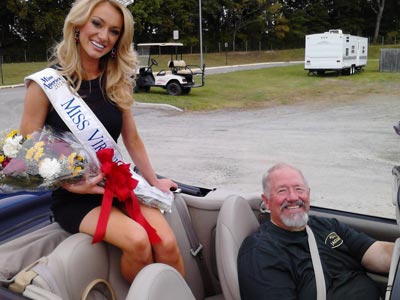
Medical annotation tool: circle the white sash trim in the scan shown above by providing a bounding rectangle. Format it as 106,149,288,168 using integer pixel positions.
25,68,173,211
25,68,124,164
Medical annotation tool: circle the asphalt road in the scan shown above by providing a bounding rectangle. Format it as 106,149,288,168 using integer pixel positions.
1,67,399,219
130,95,400,219
204,61,302,74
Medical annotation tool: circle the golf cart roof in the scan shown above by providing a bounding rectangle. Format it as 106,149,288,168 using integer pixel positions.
136,43,183,47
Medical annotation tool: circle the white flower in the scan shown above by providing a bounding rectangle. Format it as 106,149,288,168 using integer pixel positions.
3,135,24,158
39,158,61,180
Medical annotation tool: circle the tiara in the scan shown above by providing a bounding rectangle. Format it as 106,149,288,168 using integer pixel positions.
117,0,134,7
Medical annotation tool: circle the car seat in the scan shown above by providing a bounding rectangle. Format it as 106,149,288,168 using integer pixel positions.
216,194,259,300
168,60,192,75
385,166,400,299
10,194,223,300
126,263,195,300
26,233,129,300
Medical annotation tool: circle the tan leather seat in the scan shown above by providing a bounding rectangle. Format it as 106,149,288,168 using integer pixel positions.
127,263,195,300
385,166,400,299
30,233,129,300
216,195,259,300
168,60,192,75
19,195,221,299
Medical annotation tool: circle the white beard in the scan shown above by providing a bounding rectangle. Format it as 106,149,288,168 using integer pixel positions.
281,210,309,229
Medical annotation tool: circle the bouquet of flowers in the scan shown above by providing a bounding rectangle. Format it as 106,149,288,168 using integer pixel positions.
0,125,174,244
0,125,173,213
0,126,97,193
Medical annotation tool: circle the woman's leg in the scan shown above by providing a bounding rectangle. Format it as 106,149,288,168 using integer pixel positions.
140,205,185,278
79,206,153,283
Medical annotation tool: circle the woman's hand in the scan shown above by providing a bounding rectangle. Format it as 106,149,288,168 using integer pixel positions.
153,178,178,193
62,173,106,195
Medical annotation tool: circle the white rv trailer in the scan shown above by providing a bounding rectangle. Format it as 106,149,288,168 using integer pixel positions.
304,29,368,75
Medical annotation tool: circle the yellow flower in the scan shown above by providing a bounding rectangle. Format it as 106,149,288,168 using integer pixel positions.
0,154,4,163
68,152,77,165
34,147,44,161
6,130,19,139
25,147,35,160
73,166,83,176
25,141,45,161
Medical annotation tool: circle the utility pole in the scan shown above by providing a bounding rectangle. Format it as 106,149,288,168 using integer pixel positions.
0,43,3,85
199,0,204,67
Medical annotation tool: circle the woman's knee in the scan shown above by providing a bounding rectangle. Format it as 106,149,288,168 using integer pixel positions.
157,232,181,258
122,226,152,256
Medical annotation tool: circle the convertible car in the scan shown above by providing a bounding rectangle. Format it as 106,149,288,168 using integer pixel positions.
1,169,400,300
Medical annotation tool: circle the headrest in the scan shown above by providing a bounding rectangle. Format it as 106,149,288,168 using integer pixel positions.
392,166,400,228
169,60,187,68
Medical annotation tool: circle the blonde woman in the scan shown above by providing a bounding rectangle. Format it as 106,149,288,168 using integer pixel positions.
20,0,184,282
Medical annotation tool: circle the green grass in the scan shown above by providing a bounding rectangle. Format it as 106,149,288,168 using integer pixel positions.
0,62,47,86
135,59,400,111
2,45,400,111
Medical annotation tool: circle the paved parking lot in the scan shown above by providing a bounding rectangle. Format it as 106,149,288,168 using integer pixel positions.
132,95,400,219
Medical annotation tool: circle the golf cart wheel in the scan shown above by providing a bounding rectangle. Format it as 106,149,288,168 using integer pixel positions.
167,81,182,96
134,85,151,93
182,87,191,95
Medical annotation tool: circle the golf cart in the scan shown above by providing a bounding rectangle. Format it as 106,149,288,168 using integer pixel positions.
134,43,205,96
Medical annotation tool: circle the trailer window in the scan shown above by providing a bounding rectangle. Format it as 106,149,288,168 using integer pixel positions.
351,45,355,54
346,48,349,56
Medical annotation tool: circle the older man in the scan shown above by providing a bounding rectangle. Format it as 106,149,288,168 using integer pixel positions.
237,163,393,300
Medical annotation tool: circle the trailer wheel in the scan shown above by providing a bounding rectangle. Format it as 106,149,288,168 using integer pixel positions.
167,81,182,96
348,65,356,75
343,68,351,76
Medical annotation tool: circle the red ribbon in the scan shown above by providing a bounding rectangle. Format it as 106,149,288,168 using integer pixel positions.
92,148,161,245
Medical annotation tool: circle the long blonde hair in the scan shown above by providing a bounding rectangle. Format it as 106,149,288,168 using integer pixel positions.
50,0,136,110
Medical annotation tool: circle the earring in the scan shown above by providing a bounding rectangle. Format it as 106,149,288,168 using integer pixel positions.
74,30,80,44
111,48,117,59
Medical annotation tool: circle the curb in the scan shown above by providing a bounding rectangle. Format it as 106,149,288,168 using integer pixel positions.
0,84,24,89
134,102,183,112
0,83,183,112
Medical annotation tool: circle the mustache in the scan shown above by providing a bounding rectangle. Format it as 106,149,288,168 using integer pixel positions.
280,199,306,210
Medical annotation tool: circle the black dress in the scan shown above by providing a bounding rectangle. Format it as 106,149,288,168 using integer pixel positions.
46,76,123,233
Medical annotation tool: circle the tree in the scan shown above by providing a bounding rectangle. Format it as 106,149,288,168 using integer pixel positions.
221,0,271,51
6,0,73,60
0,1,19,48
2,0,400,62
131,0,199,46
280,0,331,48
130,0,164,43
368,0,386,43
328,0,365,34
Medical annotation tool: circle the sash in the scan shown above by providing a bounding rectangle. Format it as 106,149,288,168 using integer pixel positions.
25,68,167,244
